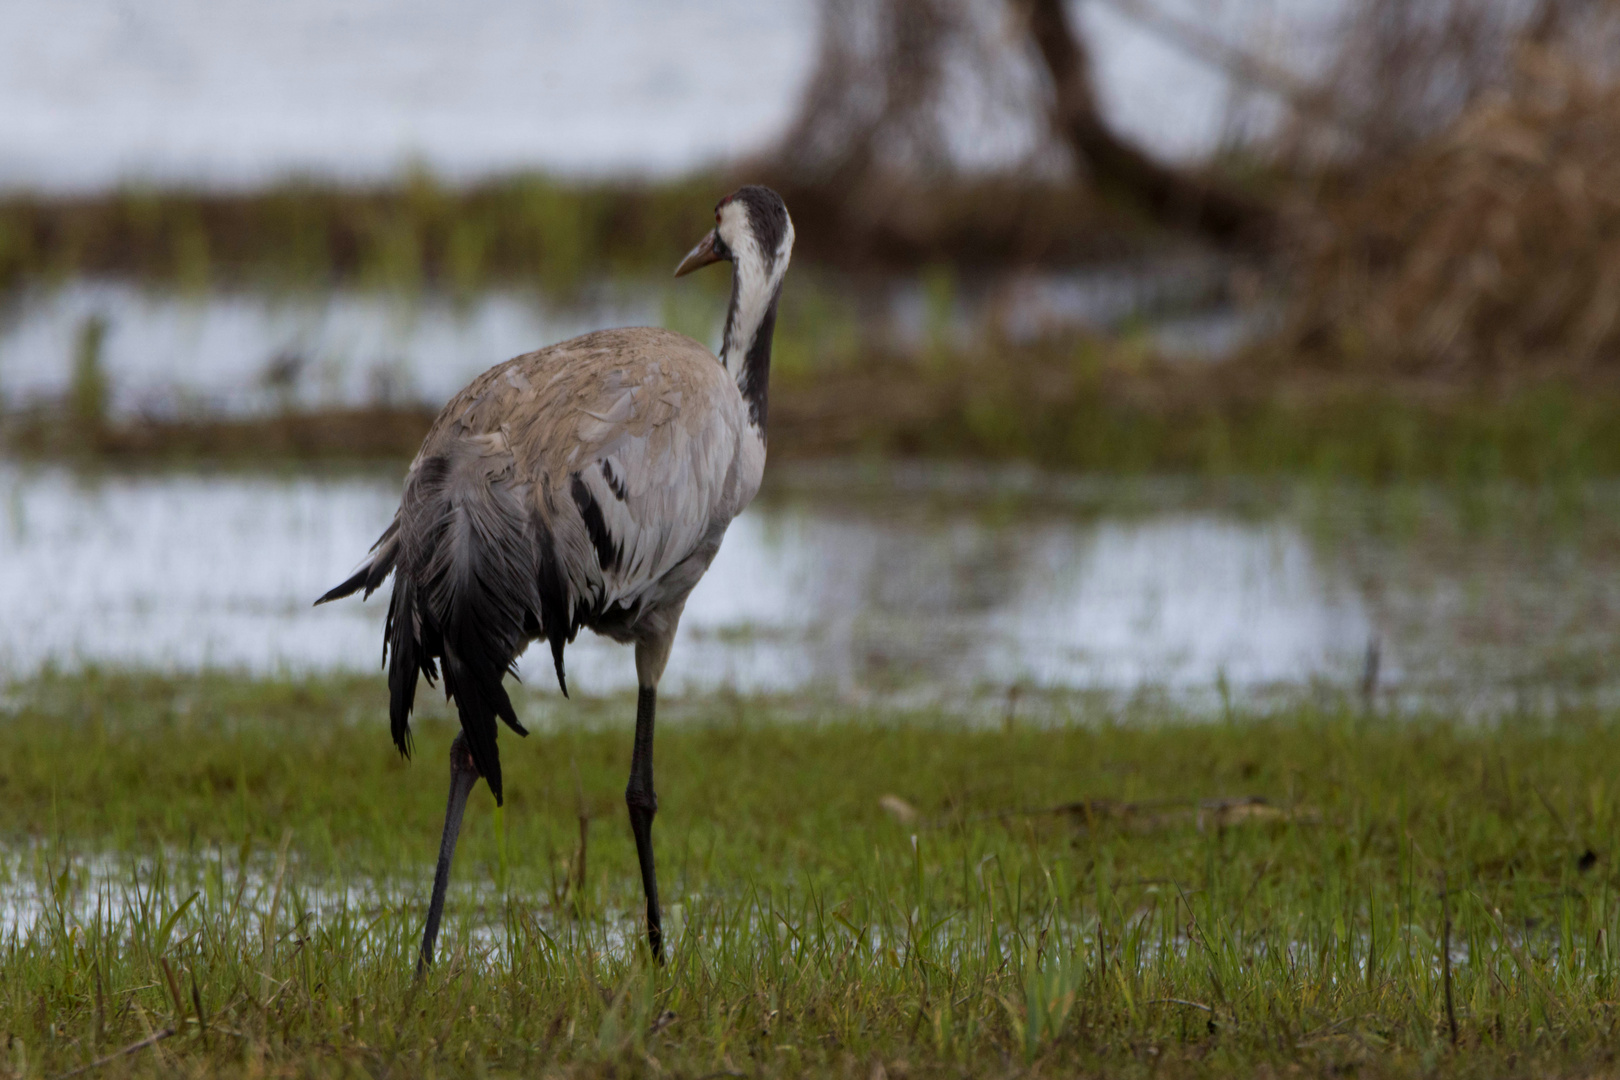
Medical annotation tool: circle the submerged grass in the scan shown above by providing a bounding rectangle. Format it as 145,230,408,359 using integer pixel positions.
5,672,1620,1076
9,327,1620,484
776,340,1620,485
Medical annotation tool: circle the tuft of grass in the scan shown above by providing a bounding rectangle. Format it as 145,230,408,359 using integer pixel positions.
67,315,110,439
4,671,1620,1076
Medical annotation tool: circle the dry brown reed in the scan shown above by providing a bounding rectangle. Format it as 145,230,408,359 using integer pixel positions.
1282,46,1620,379
1277,0,1605,162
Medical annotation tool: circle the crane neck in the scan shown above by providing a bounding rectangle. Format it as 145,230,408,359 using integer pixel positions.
718,260,783,435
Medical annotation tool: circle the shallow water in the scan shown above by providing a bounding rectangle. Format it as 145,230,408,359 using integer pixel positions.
0,274,1257,418
2,462,1614,712
0,840,599,960
0,281,664,417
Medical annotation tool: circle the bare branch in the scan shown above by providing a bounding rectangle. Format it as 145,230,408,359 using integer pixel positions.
1018,0,1275,245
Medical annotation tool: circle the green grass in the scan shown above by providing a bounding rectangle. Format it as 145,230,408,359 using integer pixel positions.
5,672,1620,1077
0,174,732,296
775,338,1620,485
0,173,1142,296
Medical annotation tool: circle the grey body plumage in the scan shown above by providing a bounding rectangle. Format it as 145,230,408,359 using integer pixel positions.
317,186,794,969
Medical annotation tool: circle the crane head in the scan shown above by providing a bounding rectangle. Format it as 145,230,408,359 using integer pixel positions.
675,186,793,280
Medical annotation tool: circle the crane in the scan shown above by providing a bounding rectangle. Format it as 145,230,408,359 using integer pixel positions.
317,186,794,970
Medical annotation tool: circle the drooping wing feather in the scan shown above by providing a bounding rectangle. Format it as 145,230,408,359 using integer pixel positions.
314,519,399,605
391,437,536,800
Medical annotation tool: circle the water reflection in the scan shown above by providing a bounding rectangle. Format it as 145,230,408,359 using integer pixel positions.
6,463,1613,709
0,464,1371,697
0,274,1260,423
8,462,1608,712
0,282,661,416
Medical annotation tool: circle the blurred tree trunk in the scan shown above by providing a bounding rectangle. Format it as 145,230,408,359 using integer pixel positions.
766,0,1281,262
1019,0,1275,245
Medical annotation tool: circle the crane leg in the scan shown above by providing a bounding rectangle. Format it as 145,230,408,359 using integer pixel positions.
625,685,663,962
418,731,480,977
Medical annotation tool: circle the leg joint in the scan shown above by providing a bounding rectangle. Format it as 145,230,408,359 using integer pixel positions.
625,786,658,814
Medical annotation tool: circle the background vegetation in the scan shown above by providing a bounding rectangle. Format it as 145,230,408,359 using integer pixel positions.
4,1,1619,479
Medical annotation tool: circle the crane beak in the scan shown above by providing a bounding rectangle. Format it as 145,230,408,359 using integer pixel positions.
674,230,723,277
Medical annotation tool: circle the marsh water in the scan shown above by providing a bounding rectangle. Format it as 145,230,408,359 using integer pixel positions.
0,272,1613,712
1,459,1615,714
0,270,1252,419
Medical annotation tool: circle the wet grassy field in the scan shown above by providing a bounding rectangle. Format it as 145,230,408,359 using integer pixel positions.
5,672,1620,1077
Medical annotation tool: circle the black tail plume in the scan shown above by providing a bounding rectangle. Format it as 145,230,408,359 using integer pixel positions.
384,575,437,759
321,448,585,795
440,644,528,804
394,451,541,803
